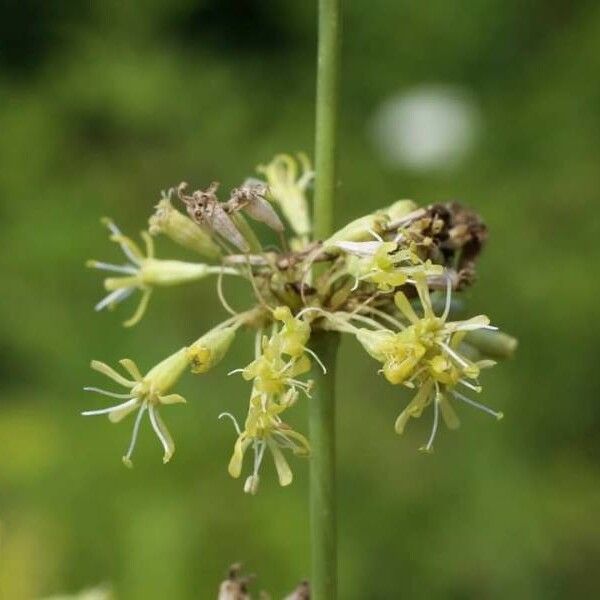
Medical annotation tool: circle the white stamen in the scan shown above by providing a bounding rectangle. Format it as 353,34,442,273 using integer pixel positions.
216,269,238,316
423,393,440,452
83,386,133,399
89,261,138,275
451,390,503,420
227,368,245,376
304,347,327,374
94,287,135,312
81,397,137,416
218,412,242,435
459,378,482,393
252,440,267,478
438,341,470,368
123,403,147,464
104,220,142,265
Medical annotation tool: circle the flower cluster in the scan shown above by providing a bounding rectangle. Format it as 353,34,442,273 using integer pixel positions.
222,307,316,494
84,153,516,492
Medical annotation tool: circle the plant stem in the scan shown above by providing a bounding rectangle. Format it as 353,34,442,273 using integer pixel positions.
311,0,342,598
309,332,340,600
313,0,341,242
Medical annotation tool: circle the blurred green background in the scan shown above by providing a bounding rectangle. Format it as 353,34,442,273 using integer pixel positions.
1,1,600,598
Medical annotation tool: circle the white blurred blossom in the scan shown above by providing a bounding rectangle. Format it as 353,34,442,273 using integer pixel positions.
370,85,481,171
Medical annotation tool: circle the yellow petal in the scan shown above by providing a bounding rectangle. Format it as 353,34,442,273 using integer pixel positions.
148,406,175,464
91,360,136,388
439,396,460,430
394,291,419,324
159,393,187,405
123,288,152,328
267,440,293,486
108,400,139,423
228,436,251,479
119,358,143,382
394,379,433,434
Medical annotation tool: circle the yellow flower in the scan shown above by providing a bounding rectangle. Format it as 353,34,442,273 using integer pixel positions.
336,236,444,292
82,323,240,465
222,389,310,494
88,219,236,326
354,272,502,450
241,335,313,397
231,308,321,397
82,347,190,466
272,306,311,358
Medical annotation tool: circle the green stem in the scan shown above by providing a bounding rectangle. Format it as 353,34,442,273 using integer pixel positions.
313,0,342,242
310,1,342,597
309,332,340,600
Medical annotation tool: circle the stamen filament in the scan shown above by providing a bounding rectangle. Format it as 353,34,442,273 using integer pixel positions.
122,403,147,467
83,386,133,399
218,412,242,436
451,390,503,420
94,287,135,312
422,393,440,453
88,261,138,275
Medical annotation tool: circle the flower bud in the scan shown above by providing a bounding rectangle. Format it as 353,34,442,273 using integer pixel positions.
324,213,388,247
355,329,395,362
187,326,237,374
149,196,221,259
463,329,518,360
137,259,215,287
143,347,190,393
382,199,418,221
257,154,313,237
